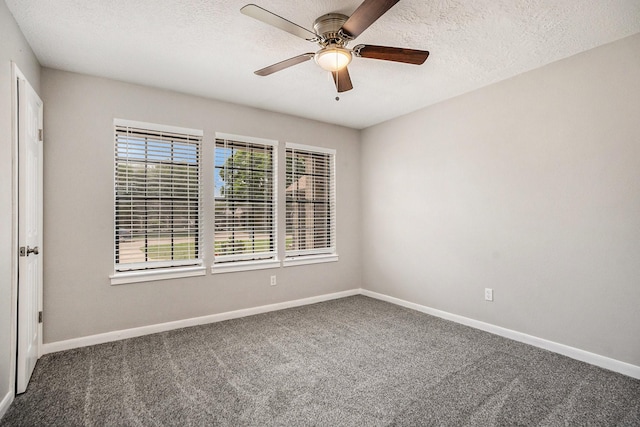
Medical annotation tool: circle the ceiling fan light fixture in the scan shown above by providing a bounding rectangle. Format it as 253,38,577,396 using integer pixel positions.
315,45,352,72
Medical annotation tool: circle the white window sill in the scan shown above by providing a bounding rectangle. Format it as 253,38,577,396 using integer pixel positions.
283,254,339,267
110,266,206,285
211,259,281,274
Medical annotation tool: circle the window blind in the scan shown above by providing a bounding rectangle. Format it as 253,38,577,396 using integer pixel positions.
214,136,277,263
114,122,202,271
285,144,336,257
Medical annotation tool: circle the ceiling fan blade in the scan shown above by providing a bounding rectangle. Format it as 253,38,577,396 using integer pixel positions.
254,53,315,76
354,45,429,65
241,4,318,41
340,0,400,39
332,67,353,93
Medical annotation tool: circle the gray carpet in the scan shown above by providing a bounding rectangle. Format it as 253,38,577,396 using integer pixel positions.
2,295,639,426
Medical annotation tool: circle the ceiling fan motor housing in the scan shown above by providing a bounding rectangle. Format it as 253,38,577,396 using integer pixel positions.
313,13,350,46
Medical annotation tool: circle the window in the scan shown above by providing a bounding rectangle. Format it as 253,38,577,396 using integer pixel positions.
285,143,336,261
113,119,203,281
214,134,277,269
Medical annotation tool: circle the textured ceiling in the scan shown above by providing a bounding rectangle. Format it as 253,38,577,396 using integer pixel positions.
5,0,640,129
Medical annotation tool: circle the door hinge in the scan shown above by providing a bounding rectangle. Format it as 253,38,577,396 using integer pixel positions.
19,246,26,257
38,311,43,323
38,129,43,141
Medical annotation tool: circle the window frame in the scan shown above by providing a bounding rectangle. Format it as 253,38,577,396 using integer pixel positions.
212,133,279,273
284,142,337,266
110,119,205,285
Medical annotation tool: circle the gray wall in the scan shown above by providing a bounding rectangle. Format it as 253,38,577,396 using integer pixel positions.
0,1,41,408
41,68,361,343
361,33,640,366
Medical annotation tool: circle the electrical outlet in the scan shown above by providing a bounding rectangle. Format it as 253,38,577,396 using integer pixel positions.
485,288,493,302
270,275,277,286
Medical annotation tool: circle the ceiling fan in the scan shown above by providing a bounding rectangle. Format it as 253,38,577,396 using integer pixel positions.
241,0,430,93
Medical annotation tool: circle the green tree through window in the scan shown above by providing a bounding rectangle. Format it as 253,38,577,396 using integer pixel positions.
214,139,276,260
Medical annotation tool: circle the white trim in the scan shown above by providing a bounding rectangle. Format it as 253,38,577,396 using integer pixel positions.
0,391,13,420
116,259,203,272
283,254,339,267
110,266,206,285
360,289,640,380
286,142,336,155
113,118,203,137
214,252,276,264
273,145,278,267
42,289,360,354
215,132,278,147
212,259,281,274
286,248,337,257
9,63,22,410
39,287,640,380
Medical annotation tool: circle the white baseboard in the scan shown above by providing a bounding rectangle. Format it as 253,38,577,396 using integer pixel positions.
41,287,640,381
43,289,360,354
0,390,13,420
361,289,640,380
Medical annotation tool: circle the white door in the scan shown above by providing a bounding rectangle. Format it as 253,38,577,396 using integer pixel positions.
16,74,43,394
